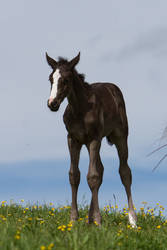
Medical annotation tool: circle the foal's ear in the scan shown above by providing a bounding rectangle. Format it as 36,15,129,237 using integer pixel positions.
46,52,57,69
69,52,80,69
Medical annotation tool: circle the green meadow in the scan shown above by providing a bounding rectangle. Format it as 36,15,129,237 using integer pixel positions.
0,201,167,250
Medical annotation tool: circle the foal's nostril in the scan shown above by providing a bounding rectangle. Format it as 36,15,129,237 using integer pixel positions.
47,98,59,111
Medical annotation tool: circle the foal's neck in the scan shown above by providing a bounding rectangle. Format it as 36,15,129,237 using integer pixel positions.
67,72,88,115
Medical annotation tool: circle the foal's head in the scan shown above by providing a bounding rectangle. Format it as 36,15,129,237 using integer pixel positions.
46,52,80,111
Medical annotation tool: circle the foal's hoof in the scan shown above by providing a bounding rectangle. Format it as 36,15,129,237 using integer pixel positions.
128,211,137,228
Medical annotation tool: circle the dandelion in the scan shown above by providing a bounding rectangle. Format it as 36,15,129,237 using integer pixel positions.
1,201,7,203
15,234,20,240
117,230,122,236
67,223,73,227
57,225,66,231
157,225,161,229
48,243,54,250
40,246,46,250
94,220,99,226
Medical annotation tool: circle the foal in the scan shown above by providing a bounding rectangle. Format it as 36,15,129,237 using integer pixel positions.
46,52,137,227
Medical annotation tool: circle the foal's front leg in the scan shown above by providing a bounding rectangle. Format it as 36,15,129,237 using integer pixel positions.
68,134,82,221
87,140,104,224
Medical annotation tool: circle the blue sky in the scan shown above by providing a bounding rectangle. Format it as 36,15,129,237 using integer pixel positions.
0,0,167,210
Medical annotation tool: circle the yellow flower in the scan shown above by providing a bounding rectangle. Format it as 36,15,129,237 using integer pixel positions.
15,235,20,240
48,243,54,250
127,225,132,229
51,208,55,211
57,225,66,231
1,201,7,205
21,199,24,202
94,220,99,226
157,225,161,229
137,226,142,230
40,246,46,250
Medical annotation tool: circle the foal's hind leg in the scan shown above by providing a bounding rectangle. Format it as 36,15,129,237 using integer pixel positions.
86,140,104,224
68,135,82,221
114,136,137,227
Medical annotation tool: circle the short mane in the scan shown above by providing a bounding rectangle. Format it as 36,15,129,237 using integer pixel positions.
57,57,87,84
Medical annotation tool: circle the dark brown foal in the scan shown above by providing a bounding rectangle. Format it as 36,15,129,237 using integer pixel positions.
46,52,137,227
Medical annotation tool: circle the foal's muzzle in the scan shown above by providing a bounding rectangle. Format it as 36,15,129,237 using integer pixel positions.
47,98,60,112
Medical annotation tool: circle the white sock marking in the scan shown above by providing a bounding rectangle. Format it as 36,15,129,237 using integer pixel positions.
50,69,61,100
128,211,137,228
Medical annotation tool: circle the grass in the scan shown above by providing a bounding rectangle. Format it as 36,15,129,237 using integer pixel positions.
0,201,167,250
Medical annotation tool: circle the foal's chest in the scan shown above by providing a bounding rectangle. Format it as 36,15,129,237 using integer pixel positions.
63,110,86,143
63,109,99,144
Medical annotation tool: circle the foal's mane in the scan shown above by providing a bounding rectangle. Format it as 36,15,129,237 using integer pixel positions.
58,57,89,88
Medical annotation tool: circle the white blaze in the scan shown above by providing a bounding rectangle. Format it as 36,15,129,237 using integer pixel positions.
49,69,61,102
